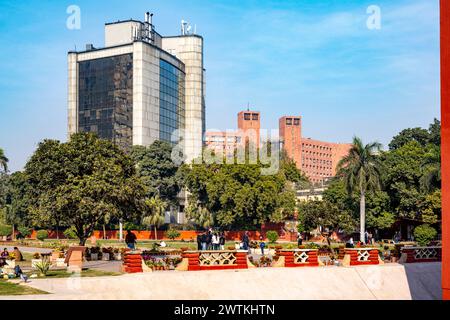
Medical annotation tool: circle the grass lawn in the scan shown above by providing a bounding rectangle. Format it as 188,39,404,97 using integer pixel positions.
30,269,122,279
0,279,48,295
5,238,395,252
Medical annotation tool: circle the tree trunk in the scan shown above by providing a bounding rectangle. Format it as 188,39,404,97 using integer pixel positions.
56,223,59,240
360,191,366,243
103,224,106,240
154,225,158,240
12,224,15,241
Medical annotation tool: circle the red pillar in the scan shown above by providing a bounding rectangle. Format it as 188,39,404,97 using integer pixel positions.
441,0,450,301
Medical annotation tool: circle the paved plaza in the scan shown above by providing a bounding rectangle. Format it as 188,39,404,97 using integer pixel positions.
0,262,441,300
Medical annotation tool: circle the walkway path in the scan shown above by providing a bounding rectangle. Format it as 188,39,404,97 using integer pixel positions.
0,262,441,300
3,246,52,254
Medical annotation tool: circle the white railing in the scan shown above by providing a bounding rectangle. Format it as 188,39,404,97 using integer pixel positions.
198,251,238,266
406,246,441,260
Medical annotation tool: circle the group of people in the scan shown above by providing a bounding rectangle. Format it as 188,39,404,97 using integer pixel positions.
196,229,226,251
0,247,27,282
0,247,23,266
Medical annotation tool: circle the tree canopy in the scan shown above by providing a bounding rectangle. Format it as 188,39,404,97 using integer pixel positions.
131,141,182,204
182,150,305,230
297,119,441,240
24,133,148,245
0,148,8,173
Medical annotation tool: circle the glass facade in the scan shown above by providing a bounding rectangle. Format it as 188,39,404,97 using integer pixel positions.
159,59,185,143
78,54,133,150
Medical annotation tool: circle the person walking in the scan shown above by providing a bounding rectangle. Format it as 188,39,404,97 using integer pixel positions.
206,231,213,250
297,232,303,246
125,230,137,250
219,232,225,250
196,233,202,250
212,233,220,250
242,231,250,251
259,235,266,256
200,232,207,250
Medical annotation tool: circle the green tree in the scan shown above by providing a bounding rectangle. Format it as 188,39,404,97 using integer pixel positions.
428,118,441,146
365,191,395,230
337,137,382,243
388,127,430,150
383,141,431,222
183,155,297,230
131,141,182,204
185,203,213,229
0,148,8,173
25,133,147,245
297,197,356,235
420,144,441,192
4,172,31,228
142,196,167,240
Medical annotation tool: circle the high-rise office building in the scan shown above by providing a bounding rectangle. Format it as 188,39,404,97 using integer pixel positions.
68,13,205,162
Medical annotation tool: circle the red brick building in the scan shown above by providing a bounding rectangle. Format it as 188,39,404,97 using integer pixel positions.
205,111,350,185
205,110,261,154
279,116,302,170
237,110,260,148
300,138,351,184
279,115,351,185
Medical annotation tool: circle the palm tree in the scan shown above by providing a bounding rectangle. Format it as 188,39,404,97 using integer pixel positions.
420,146,441,192
142,196,167,240
0,148,8,173
186,203,213,229
336,137,382,243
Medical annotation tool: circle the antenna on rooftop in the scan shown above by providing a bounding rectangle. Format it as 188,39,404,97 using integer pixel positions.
181,19,194,35
247,102,250,111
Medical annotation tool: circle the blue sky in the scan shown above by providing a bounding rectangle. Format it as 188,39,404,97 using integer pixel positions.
0,0,440,172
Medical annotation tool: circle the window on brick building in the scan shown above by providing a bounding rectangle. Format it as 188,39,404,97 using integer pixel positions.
244,113,251,120
252,113,259,120
286,118,292,125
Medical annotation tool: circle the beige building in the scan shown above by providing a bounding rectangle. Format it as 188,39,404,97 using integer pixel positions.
68,12,205,162
296,187,328,202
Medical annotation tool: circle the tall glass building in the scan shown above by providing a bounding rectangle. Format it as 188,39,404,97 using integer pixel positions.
68,13,205,162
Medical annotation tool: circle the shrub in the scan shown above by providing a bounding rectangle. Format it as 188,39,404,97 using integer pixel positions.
414,224,437,246
36,230,49,241
305,242,320,249
266,231,279,243
0,224,12,237
63,226,77,239
34,258,51,276
17,226,32,238
166,228,181,240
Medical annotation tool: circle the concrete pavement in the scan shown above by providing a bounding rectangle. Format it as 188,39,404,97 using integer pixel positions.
0,262,441,300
